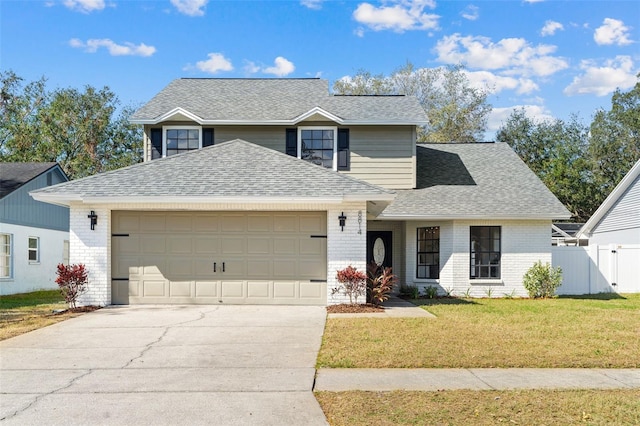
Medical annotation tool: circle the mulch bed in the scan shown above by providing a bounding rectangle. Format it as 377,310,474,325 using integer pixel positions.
326,303,385,313
53,305,102,315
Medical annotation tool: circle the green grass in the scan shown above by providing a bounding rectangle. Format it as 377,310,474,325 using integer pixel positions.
317,294,640,368
315,389,640,426
0,290,71,340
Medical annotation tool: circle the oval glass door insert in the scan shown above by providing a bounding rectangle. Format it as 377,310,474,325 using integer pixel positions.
373,237,385,266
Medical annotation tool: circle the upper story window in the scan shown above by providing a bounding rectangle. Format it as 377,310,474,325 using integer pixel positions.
470,226,501,279
1,233,12,278
150,126,214,160
286,127,350,171
28,237,40,263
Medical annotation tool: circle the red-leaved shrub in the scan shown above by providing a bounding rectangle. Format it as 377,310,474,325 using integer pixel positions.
334,265,367,304
55,263,88,309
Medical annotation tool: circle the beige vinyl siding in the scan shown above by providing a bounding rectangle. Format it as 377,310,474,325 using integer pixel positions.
144,123,416,189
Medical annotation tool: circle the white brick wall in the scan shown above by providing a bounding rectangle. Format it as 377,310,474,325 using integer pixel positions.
404,219,551,298
68,201,368,306
327,203,368,305
70,206,111,306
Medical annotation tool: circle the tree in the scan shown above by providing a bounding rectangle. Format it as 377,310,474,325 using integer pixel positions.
333,63,492,142
496,109,597,221
0,70,143,179
589,76,640,197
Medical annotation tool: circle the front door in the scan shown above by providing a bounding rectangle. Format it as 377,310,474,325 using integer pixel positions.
367,231,392,270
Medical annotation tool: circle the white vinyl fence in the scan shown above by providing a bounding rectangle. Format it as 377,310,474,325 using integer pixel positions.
552,244,640,294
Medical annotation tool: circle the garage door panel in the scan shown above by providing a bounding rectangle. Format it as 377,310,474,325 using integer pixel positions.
112,211,327,305
274,238,296,255
247,238,270,254
166,214,192,232
221,281,244,298
195,281,218,297
194,237,219,254
140,236,166,254
247,215,271,232
273,215,297,232
140,214,165,232
273,281,296,298
220,215,245,232
220,238,244,254
167,237,193,254
247,281,270,298
169,281,191,297
143,280,166,297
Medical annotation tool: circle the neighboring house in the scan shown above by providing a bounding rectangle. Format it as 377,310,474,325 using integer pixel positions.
552,223,586,246
31,78,569,306
556,159,639,294
1,162,69,295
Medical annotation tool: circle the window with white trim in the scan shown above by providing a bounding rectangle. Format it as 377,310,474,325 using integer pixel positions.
28,237,39,263
298,127,337,169
1,233,12,278
163,126,202,157
470,226,501,279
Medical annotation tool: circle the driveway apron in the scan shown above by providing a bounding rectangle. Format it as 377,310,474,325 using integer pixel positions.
0,305,328,425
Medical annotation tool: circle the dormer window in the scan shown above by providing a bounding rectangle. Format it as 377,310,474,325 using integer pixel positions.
285,127,350,171
149,126,214,160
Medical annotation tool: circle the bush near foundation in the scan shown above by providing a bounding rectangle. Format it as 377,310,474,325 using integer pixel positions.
55,263,88,309
523,261,562,298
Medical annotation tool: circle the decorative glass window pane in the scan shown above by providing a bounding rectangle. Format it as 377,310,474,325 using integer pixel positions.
164,128,200,157
417,226,440,279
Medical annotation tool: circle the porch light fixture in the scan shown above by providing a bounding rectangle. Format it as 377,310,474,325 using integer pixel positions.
88,210,98,230
338,212,346,231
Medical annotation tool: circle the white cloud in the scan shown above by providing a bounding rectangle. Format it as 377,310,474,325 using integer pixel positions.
464,70,539,95
488,105,554,134
63,0,105,13
541,20,563,36
434,33,568,77
564,56,637,96
353,0,439,33
460,5,479,21
69,38,156,56
195,53,233,74
171,0,208,16
263,56,295,77
594,18,633,46
243,60,261,74
523,0,544,3
301,0,323,10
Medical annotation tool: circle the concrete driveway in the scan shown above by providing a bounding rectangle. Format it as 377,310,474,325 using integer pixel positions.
0,305,328,425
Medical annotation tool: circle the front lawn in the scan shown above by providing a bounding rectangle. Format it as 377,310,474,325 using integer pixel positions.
317,294,640,368
316,389,640,426
0,290,86,340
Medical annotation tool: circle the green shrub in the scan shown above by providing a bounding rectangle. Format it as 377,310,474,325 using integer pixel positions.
523,261,563,298
424,285,438,299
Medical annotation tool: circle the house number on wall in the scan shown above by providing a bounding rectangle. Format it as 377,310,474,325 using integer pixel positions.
373,238,385,266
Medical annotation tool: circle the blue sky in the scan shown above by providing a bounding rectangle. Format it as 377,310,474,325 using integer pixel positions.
2,0,639,138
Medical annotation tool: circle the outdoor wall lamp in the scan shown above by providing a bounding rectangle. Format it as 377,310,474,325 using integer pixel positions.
338,212,346,231
88,210,98,230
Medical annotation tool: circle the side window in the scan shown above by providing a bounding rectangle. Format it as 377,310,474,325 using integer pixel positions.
0,233,11,278
470,226,501,279
28,237,40,263
417,227,439,279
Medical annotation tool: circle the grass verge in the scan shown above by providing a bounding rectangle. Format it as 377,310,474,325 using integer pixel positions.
0,290,89,341
318,294,640,368
315,389,640,426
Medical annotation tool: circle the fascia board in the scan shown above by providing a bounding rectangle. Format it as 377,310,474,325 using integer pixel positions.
376,213,571,221
292,107,344,124
130,117,428,126
29,192,81,207
58,196,347,205
343,193,395,202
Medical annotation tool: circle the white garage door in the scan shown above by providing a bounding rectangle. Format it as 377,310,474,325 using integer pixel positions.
111,211,327,305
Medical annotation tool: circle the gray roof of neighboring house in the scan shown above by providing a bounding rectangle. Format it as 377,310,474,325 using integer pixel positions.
379,143,571,220
0,162,61,199
31,140,394,205
130,78,428,124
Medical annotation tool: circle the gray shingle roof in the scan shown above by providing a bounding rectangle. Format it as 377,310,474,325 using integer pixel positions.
130,78,428,124
31,140,394,204
379,143,571,219
1,162,59,199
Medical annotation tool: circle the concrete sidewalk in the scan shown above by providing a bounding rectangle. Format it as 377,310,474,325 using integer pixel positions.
314,368,640,391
